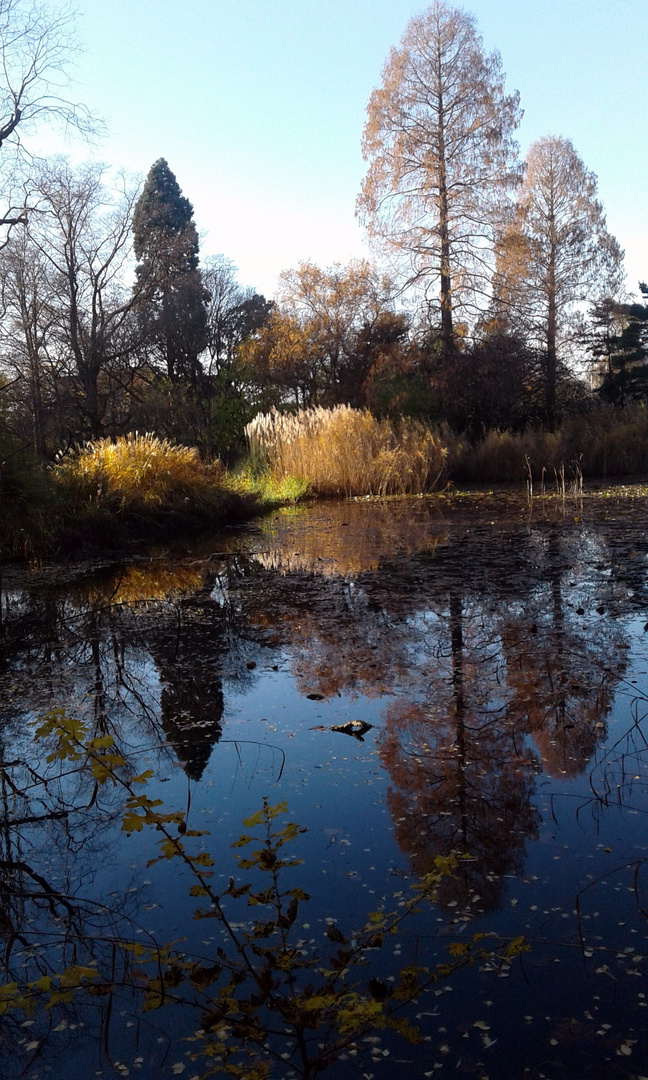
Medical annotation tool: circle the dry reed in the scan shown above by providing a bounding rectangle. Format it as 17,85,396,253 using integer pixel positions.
245,406,447,496
54,434,225,513
447,407,648,485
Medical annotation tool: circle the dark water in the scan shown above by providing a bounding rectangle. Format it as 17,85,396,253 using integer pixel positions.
2,492,648,1079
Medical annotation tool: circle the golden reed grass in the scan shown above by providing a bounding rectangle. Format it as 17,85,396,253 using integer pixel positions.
54,434,224,512
245,406,447,496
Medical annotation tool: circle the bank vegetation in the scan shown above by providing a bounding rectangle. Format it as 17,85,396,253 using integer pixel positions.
1,0,648,562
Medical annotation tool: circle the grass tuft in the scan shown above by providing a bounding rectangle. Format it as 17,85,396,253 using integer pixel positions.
53,434,226,515
245,406,447,496
228,468,311,504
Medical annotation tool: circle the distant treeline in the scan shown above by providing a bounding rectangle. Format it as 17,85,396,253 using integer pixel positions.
0,0,647,519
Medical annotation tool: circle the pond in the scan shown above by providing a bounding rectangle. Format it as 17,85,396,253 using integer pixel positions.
1,491,648,1079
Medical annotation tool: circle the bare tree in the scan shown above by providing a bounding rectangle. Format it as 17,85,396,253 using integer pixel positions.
27,159,141,439
494,136,624,426
0,0,98,243
0,229,59,454
357,1,521,358
201,254,272,379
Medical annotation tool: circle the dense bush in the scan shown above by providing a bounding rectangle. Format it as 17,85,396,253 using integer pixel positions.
0,427,64,559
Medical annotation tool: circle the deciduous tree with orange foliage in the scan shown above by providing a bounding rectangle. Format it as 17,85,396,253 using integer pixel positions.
358,1,521,359
242,259,405,408
494,136,624,427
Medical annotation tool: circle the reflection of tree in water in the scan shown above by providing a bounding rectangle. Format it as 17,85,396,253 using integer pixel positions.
377,528,629,909
0,559,258,1075
243,501,451,699
500,529,626,778
244,571,416,699
0,506,640,920
379,592,539,912
241,512,634,911
0,721,176,1079
0,560,234,780
144,584,227,780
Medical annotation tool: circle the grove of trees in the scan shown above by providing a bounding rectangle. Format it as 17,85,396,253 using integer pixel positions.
0,0,645,475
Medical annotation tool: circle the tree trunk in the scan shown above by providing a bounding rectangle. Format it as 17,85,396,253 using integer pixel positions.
436,70,454,361
545,209,557,429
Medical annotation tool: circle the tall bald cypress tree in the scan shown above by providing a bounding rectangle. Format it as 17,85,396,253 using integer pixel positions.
133,159,208,384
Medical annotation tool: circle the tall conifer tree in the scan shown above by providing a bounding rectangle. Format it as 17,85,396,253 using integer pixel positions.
358,2,522,359
133,159,208,383
494,137,623,427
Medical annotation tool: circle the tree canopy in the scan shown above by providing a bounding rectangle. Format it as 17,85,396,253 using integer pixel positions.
494,136,623,426
132,158,208,385
357,0,522,358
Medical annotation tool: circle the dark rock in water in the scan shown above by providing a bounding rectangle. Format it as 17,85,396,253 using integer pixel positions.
306,692,325,700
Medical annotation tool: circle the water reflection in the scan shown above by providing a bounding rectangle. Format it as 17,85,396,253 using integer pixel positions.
1,494,648,1078
0,505,639,803
0,501,634,864
379,592,540,912
241,502,631,908
501,529,620,778
251,499,448,577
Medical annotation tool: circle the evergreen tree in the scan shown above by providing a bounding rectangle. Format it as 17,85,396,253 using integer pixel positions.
133,159,208,384
594,289,648,406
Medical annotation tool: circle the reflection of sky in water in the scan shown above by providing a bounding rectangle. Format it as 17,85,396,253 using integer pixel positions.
2,494,648,1077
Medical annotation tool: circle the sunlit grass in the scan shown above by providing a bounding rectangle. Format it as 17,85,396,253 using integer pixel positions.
53,434,226,514
227,466,311,504
246,405,447,496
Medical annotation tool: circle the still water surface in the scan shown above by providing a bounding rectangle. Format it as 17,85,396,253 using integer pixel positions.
1,492,648,1079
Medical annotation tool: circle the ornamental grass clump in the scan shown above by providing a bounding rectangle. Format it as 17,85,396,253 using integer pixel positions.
448,406,648,485
53,434,225,515
246,405,447,496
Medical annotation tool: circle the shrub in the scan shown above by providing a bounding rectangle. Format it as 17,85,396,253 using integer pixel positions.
245,405,447,496
0,428,64,559
53,434,225,515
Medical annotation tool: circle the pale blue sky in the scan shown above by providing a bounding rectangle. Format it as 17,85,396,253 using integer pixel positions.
47,0,648,299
